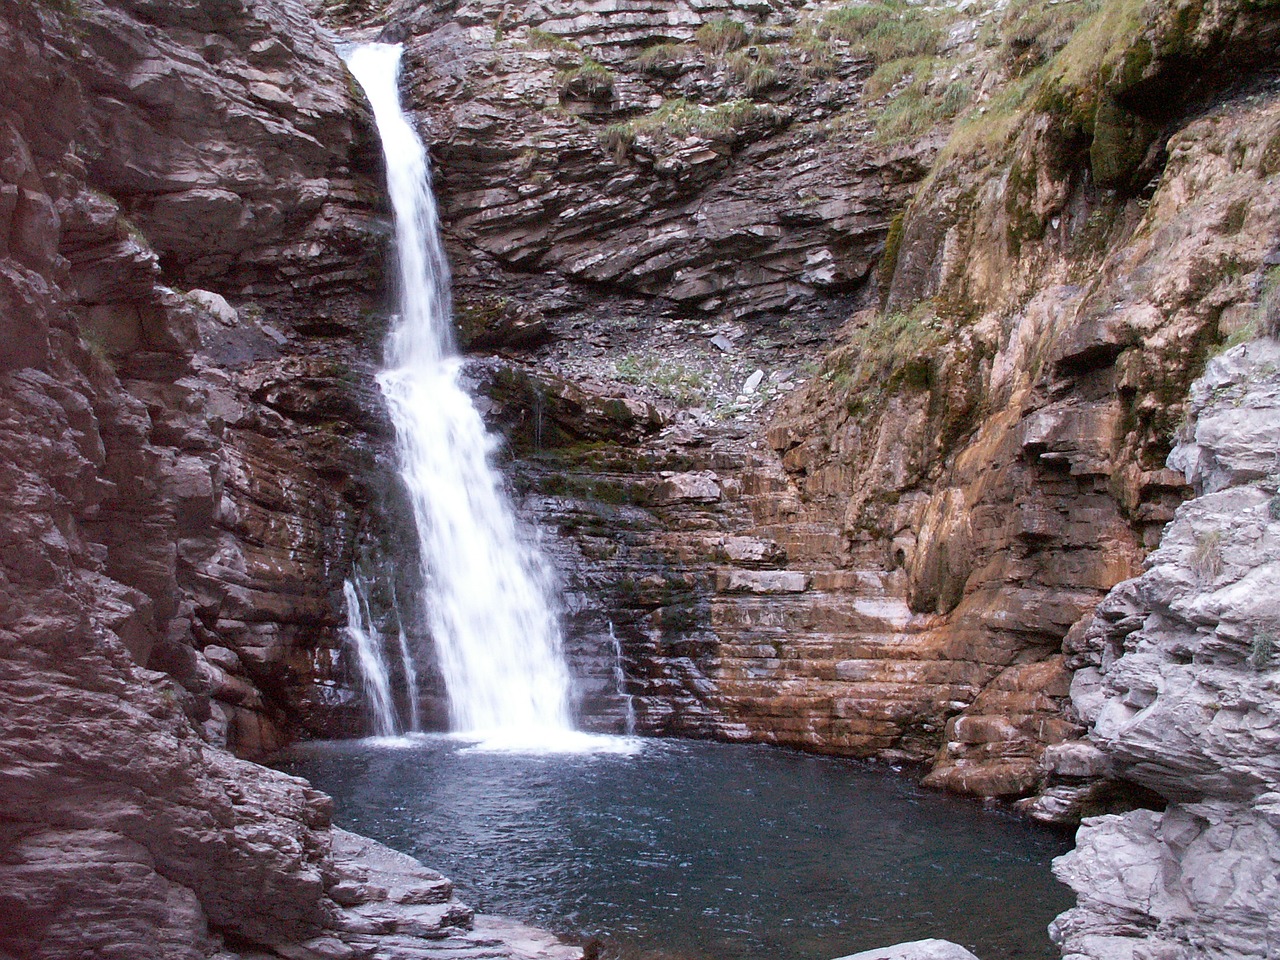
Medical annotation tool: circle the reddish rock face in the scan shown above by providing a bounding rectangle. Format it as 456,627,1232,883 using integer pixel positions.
0,0,443,954
388,0,1280,800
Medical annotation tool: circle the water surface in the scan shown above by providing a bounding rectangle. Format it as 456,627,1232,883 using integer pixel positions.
279,737,1072,960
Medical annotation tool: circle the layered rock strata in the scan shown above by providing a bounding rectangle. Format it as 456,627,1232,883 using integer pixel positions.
1048,339,1280,959
0,1,574,956
379,0,1280,800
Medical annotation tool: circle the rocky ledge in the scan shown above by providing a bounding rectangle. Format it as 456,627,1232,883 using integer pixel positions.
1046,339,1280,958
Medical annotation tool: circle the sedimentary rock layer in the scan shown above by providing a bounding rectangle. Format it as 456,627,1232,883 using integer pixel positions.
0,2,575,956
388,0,1280,798
1049,340,1280,959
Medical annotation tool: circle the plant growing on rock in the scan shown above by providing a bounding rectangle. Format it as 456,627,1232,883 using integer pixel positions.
696,18,750,56
822,306,947,412
993,0,1102,76
873,77,973,143
1190,528,1224,583
789,27,838,78
636,42,691,76
601,98,784,157
727,45,782,96
817,1,943,65
557,56,614,102
526,28,580,52
1249,632,1276,671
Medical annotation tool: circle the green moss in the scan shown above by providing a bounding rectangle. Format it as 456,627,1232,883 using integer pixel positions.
879,209,906,289
1088,92,1159,188
1003,157,1046,254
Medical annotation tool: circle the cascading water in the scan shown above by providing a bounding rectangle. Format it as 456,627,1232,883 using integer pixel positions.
343,43,574,742
608,622,637,736
342,577,399,737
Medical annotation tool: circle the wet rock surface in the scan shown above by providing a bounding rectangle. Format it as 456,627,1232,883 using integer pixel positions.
0,1,575,957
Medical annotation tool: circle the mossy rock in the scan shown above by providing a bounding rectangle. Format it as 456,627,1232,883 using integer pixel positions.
1089,93,1160,188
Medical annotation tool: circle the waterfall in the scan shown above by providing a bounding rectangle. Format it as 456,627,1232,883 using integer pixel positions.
343,43,574,741
609,622,637,736
343,578,399,737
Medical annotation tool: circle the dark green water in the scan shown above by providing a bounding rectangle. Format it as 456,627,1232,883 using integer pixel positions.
278,736,1072,960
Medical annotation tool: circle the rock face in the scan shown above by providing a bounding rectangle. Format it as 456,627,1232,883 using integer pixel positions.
0,0,426,755
836,941,981,960
0,1,577,957
374,0,1280,803
1048,340,1280,960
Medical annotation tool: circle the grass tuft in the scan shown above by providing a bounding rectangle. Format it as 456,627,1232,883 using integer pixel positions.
696,18,751,56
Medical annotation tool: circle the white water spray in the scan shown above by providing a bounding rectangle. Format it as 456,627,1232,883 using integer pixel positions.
609,622,637,736
343,577,398,737
344,43,574,741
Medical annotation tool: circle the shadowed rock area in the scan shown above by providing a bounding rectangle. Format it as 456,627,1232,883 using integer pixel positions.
0,0,576,956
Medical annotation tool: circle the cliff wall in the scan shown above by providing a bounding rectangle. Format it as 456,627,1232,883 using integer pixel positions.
0,2,578,956
1050,339,1280,959
377,0,1280,800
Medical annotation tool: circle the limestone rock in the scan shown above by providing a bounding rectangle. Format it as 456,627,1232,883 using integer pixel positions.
834,940,981,960
1049,340,1280,959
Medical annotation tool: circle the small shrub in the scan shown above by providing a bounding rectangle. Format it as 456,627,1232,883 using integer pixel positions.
695,18,750,56
526,28,580,52
600,122,636,159
1268,493,1280,522
1249,632,1276,671
1190,528,1224,582
558,56,614,101
636,42,689,75
727,46,781,95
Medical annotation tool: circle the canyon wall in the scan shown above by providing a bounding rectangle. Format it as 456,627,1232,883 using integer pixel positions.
1050,339,1280,959
378,0,1280,801
0,1,579,956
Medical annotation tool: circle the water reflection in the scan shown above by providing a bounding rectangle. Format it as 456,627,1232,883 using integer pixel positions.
278,736,1072,960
